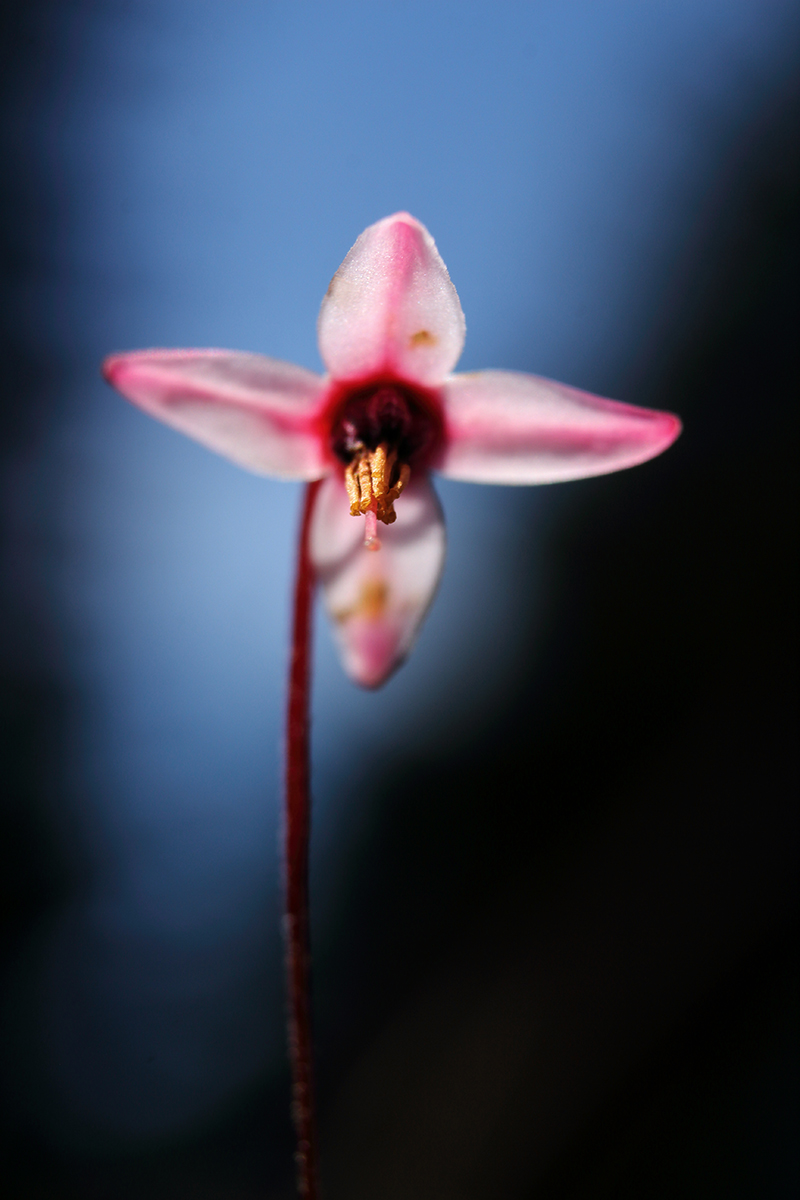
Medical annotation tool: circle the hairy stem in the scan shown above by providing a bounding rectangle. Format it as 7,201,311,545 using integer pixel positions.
285,479,322,1198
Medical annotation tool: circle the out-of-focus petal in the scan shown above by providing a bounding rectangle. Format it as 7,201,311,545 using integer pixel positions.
437,371,682,483
309,471,445,688
317,213,465,387
103,350,328,478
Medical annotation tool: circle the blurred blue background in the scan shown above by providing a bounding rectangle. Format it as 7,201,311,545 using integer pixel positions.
2,2,797,1197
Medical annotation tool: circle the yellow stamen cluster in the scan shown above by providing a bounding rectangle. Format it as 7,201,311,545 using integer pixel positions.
344,442,411,525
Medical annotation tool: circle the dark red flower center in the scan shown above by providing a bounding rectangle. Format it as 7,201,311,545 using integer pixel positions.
328,381,442,470
323,381,443,544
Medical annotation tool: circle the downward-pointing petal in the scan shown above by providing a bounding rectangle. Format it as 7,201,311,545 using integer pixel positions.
309,472,445,688
317,213,466,387
103,350,328,478
438,371,681,484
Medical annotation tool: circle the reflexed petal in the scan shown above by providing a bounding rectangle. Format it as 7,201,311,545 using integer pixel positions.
103,350,328,478
438,371,682,483
309,471,445,688
317,213,466,387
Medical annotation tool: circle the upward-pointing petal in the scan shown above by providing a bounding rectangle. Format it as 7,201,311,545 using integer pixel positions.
103,349,328,479
317,213,466,387
310,472,445,688
437,371,681,484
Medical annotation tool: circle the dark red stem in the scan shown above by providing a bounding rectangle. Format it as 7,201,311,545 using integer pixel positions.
285,479,322,1198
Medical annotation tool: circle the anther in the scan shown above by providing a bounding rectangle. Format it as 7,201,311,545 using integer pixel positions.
344,461,361,516
357,456,372,514
331,383,436,543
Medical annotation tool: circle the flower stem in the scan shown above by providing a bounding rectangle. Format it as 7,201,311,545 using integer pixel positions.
285,479,322,1198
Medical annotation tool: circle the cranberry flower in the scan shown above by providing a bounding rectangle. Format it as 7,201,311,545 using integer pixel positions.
103,213,681,1197
103,212,680,688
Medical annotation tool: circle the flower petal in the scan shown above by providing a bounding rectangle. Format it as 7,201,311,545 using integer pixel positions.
310,471,445,688
103,350,328,478
317,213,466,387
437,371,682,483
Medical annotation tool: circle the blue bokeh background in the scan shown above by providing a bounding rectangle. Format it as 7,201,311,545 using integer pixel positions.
2,3,797,1196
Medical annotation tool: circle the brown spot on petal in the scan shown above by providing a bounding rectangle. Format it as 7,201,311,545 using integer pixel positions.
357,577,388,621
333,577,389,625
409,329,437,348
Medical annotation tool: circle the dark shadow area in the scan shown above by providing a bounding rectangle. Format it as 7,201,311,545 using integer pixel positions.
315,83,798,1199
1,4,78,996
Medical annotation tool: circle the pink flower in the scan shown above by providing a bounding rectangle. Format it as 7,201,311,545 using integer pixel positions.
103,213,680,688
